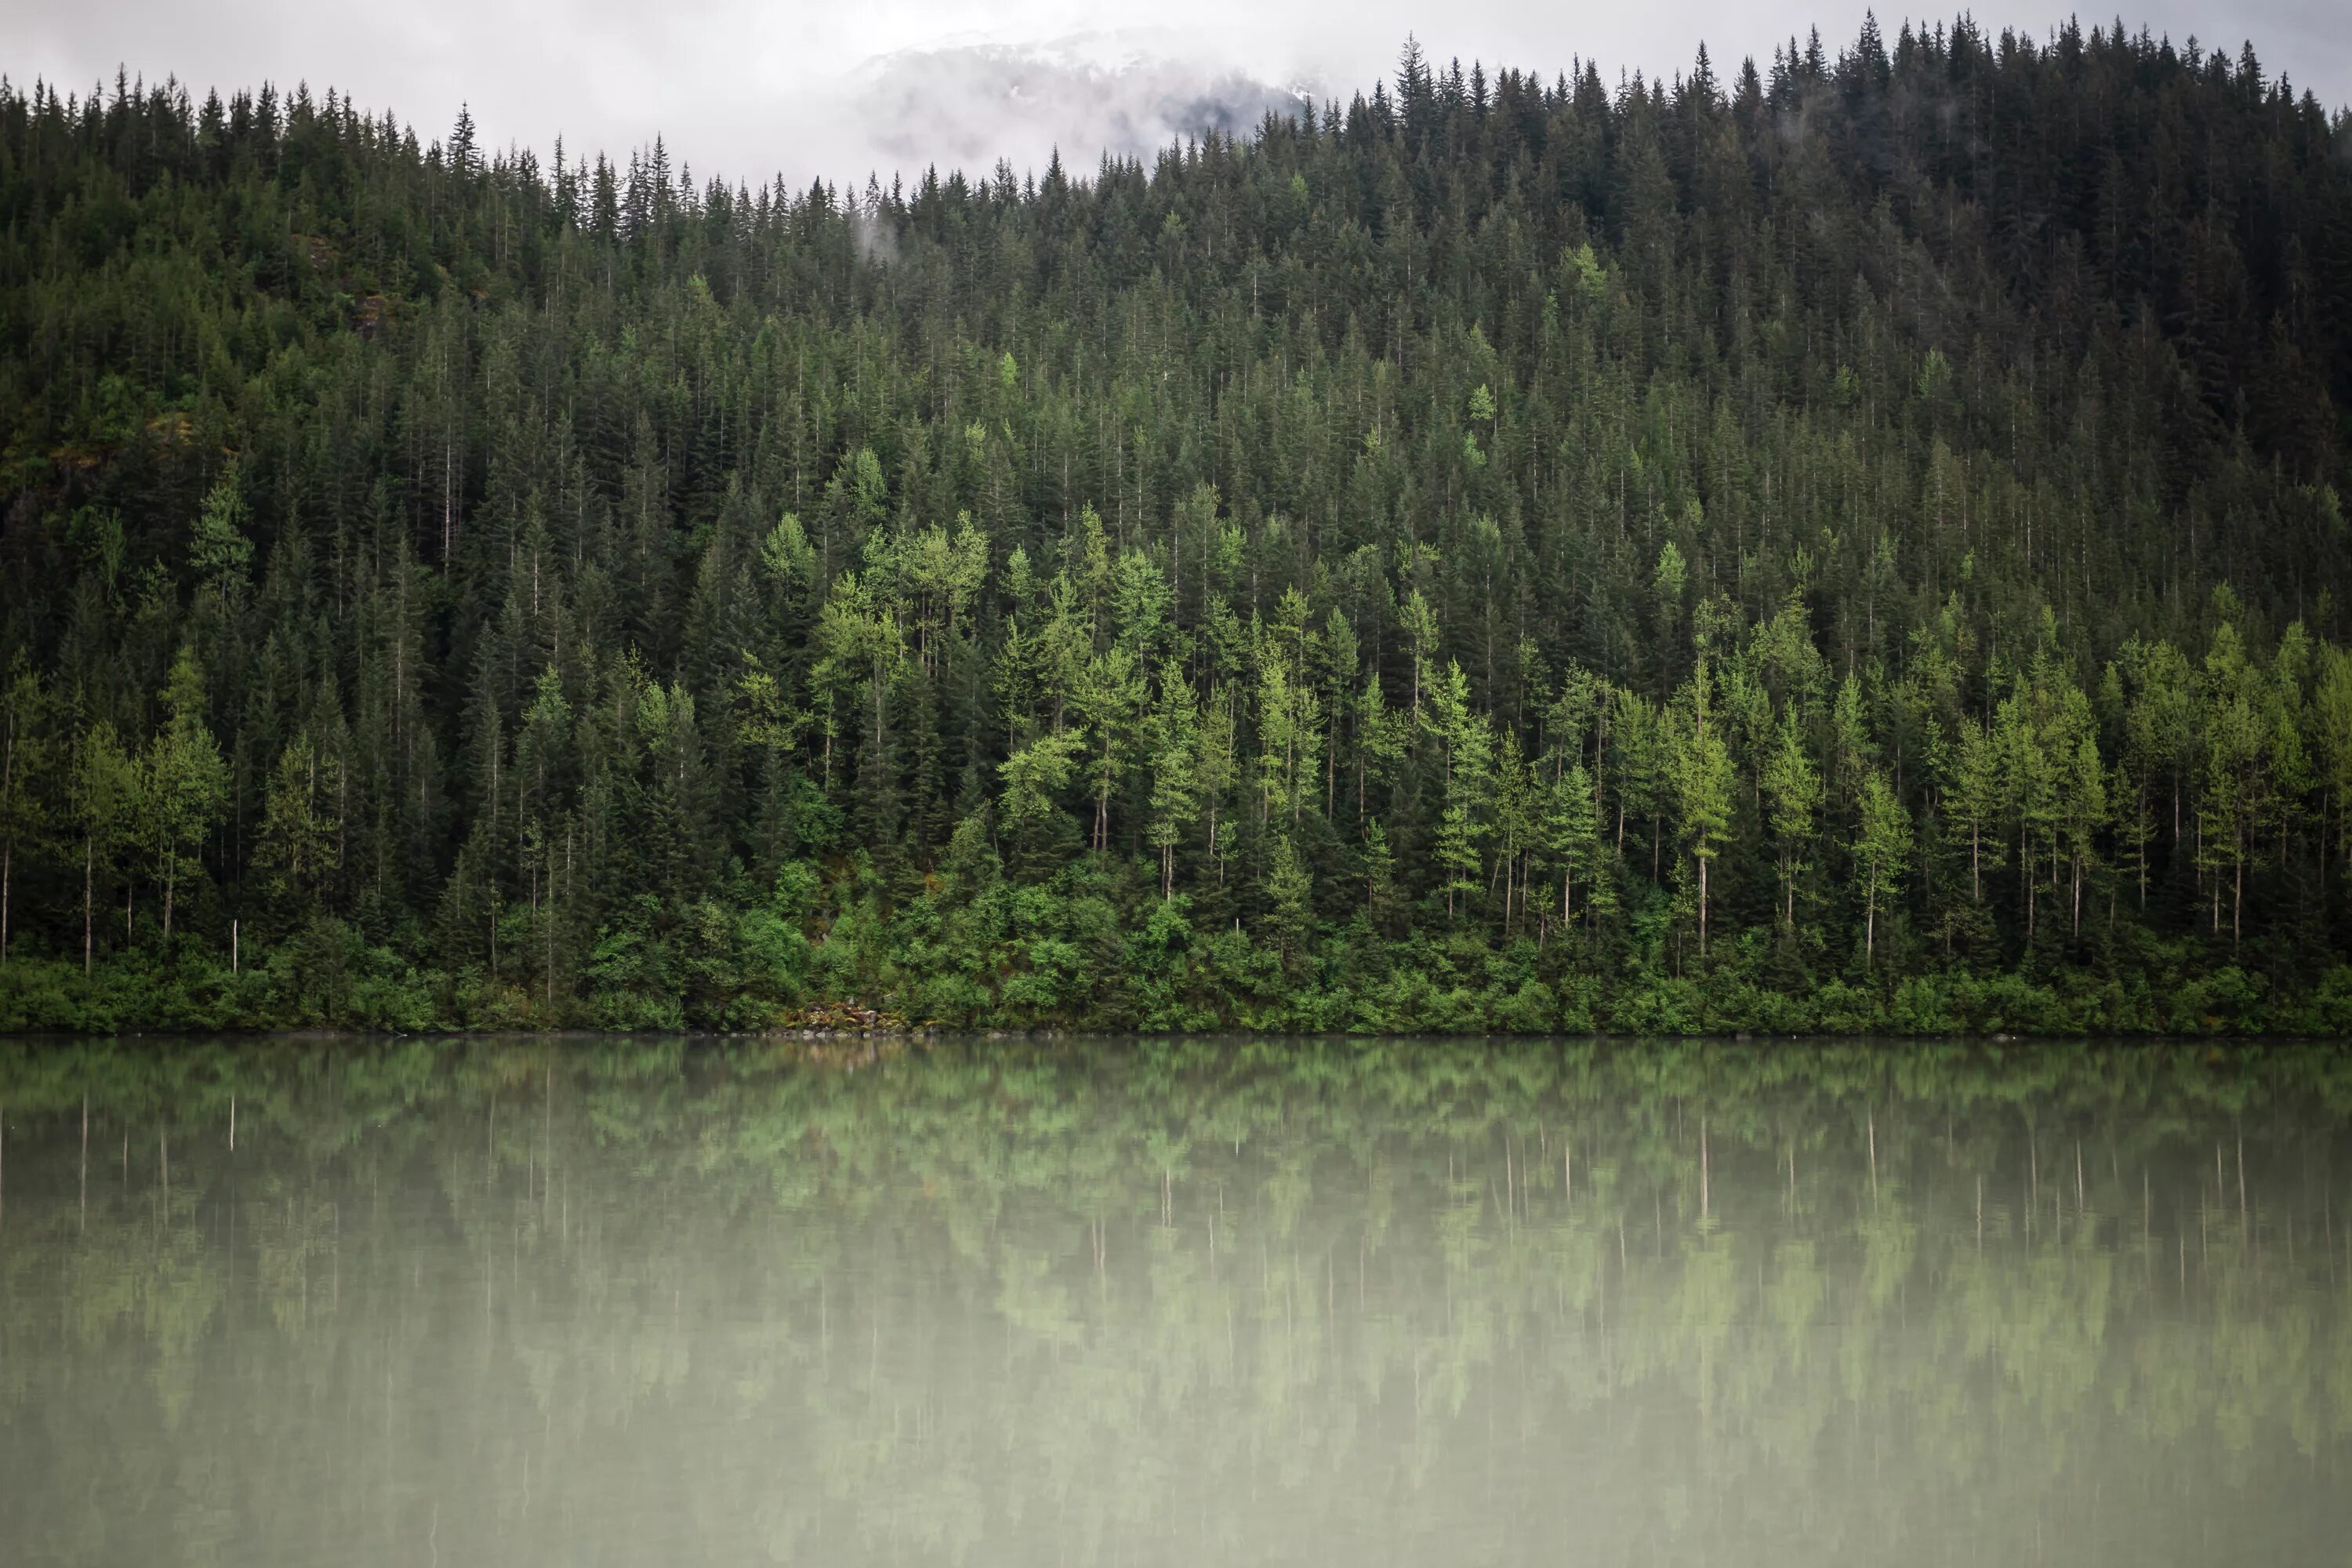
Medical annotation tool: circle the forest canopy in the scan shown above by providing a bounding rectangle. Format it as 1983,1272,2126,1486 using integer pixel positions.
2,19,2351,1033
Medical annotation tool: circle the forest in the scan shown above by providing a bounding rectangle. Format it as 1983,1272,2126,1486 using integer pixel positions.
2,19,2351,1033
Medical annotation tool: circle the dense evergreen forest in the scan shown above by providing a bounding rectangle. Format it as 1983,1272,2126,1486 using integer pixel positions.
4,19,2352,1033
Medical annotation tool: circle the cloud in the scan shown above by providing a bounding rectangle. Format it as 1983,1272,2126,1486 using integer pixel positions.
5,0,2347,191
847,39,1312,180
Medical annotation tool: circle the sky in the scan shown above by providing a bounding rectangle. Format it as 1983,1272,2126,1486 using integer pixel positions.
7,0,2347,190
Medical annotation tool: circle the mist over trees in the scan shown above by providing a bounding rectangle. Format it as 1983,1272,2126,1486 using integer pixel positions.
3,17,2351,1032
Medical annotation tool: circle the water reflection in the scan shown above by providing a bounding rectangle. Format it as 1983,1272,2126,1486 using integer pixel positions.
1,1036,2347,1566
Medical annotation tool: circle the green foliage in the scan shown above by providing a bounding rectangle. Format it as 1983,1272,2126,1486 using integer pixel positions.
187,462,252,599
1,31,2350,1029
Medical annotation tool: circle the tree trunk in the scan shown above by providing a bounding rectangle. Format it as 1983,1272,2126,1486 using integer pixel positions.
1697,855,1708,956
2233,845,2242,949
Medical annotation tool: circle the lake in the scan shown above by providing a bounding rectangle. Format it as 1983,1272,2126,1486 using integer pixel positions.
1,1036,2347,1565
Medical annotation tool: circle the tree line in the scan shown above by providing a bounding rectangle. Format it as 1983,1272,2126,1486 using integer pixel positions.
2,19,2350,1031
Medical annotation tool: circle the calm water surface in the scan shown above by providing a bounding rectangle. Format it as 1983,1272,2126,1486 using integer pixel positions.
1,1036,2348,1565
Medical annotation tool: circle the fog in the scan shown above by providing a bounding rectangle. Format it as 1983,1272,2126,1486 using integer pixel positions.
7,0,2347,190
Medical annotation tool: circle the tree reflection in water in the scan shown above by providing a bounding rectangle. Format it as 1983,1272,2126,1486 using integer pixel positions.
1,1035,2347,1566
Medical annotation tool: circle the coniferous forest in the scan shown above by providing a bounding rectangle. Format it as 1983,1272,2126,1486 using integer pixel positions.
4,21,2352,1034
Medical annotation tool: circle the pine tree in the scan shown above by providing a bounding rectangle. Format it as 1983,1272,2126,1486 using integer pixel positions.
1672,659,1736,954
255,731,339,920
1427,661,1494,919
0,31,2348,1030
1857,770,1911,967
1146,673,1201,898
144,646,230,950
1761,706,1820,934
0,652,54,963
1264,835,1313,964
71,721,139,974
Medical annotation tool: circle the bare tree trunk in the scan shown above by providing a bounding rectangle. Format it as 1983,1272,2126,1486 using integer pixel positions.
1698,856,1708,956
2233,846,2242,949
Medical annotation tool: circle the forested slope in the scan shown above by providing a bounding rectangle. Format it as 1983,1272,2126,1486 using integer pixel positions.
4,20,2352,1032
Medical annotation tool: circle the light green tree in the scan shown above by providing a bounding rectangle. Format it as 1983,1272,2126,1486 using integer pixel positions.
1856,769,1912,967
1494,729,1539,929
1322,608,1359,818
1545,760,1605,933
2122,634,2199,851
759,510,815,591
812,568,904,779
2055,718,2108,936
1426,660,1494,919
735,652,806,756
1263,835,1313,964
1352,669,1406,821
1610,687,1665,877
1671,659,1737,953
1075,644,1147,851
2197,625,2266,945
998,728,1086,836
1993,688,2052,937
190,461,254,607
1947,713,2002,903
144,646,230,949
1254,651,1320,832
1399,587,1440,720
1760,705,1820,933
70,720,139,973
254,731,340,911
1196,694,1239,887
1145,673,1200,897
2318,646,2352,876
900,512,989,672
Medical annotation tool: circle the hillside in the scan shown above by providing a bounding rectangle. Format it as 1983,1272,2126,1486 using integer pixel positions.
2,21,2351,1032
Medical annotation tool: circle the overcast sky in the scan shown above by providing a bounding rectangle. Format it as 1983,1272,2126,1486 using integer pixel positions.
9,1,2347,190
